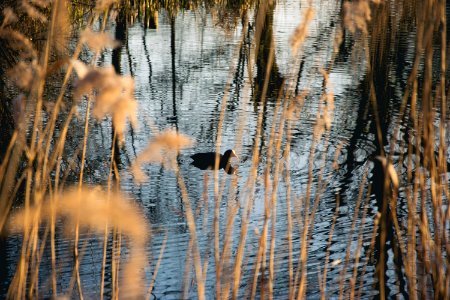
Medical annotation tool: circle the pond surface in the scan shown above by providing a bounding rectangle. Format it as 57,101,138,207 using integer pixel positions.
1,0,447,299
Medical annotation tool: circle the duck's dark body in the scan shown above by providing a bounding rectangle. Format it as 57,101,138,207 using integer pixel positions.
190,149,238,174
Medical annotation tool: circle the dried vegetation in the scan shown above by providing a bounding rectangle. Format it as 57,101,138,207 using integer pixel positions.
0,0,448,299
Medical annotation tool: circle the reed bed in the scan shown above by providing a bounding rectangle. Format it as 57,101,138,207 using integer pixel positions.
0,0,448,299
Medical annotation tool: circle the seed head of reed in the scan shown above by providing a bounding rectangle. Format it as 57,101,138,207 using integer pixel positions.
343,0,380,35
9,186,149,298
95,0,119,11
21,0,49,23
1,7,18,28
80,28,120,53
6,61,41,91
0,28,38,59
132,129,194,182
72,60,138,144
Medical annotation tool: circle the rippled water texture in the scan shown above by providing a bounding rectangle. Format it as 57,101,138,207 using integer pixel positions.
1,0,448,299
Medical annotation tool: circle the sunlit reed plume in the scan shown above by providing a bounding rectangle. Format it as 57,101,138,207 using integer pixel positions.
72,60,137,144
95,0,119,11
80,28,120,53
9,187,149,298
1,7,17,28
21,0,49,22
132,129,194,181
0,28,38,59
6,61,39,91
343,0,381,35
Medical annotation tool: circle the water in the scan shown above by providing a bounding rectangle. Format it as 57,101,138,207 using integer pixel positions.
1,0,448,299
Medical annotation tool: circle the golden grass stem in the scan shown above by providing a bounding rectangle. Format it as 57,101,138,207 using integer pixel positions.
146,232,167,300
337,168,369,298
176,166,205,300
211,18,248,300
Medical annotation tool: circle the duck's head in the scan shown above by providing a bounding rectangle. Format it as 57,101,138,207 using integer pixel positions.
224,149,238,160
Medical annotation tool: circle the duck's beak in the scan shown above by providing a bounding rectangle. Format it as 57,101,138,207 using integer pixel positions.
231,150,239,160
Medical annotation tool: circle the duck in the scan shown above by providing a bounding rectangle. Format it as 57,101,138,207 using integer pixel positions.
190,149,238,174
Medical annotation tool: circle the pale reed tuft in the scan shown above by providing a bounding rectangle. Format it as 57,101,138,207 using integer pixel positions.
21,0,48,22
0,28,38,59
80,28,120,53
1,8,18,28
6,61,40,91
10,187,149,298
132,129,194,182
95,0,119,11
343,0,380,35
72,60,138,144
112,94,138,142
30,0,49,8
289,7,315,56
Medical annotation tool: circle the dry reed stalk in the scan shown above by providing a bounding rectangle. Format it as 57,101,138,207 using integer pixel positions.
229,61,263,300
294,75,335,300
48,106,77,192
50,187,57,297
101,129,122,299
8,187,149,298
4,3,63,295
348,184,372,299
337,166,369,298
289,7,314,56
253,88,280,300
283,117,295,300
75,11,118,299
132,129,201,298
319,194,340,300
296,137,330,300
356,212,381,298
175,168,205,300
217,195,240,299
216,16,253,300
247,33,275,300
40,10,96,188
201,173,209,234
74,89,90,300
182,237,194,298
0,131,17,190
0,3,142,299
266,87,289,300
208,19,248,300
146,232,168,300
